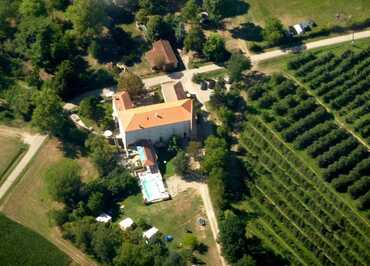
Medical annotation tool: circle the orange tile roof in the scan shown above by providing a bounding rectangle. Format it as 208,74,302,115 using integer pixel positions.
114,91,134,111
117,99,193,132
146,40,178,68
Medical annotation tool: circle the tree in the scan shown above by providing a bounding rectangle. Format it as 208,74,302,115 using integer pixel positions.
44,159,82,206
182,0,200,23
203,0,226,22
19,0,47,17
104,167,139,199
226,53,251,82
146,15,172,42
186,141,202,160
217,106,234,130
5,84,33,120
203,34,228,62
52,60,78,99
234,255,256,266
79,96,103,121
117,71,145,98
172,151,189,176
201,136,229,173
92,224,121,263
184,25,205,53
85,134,116,175
219,211,247,262
15,16,69,70
87,192,105,216
65,0,107,38
32,86,65,135
47,0,70,11
139,0,167,15
263,17,286,46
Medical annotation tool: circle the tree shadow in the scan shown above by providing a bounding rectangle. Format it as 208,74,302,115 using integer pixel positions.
230,22,263,42
224,0,250,18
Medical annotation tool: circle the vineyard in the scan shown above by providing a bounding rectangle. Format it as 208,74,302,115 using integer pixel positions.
246,76,370,210
238,74,370,265
287,47,370,146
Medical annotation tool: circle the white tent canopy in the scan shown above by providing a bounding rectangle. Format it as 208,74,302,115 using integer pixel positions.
96,213,112,223
143,227,159,240
119,218,134,231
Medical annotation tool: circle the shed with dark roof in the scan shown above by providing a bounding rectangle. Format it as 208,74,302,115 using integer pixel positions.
146,40,179,72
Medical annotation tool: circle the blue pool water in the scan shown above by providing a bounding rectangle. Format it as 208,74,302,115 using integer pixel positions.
137,146,145,162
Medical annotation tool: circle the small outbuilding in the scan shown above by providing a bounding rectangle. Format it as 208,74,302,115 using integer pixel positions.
143,227,159,241
119,217,134,231
96,213,112,223
146,40,179,72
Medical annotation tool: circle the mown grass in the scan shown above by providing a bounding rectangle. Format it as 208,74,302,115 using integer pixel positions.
120,189,221,266
0,139,97,266
0,213,70,266
246,0,370,27
0,135,27,182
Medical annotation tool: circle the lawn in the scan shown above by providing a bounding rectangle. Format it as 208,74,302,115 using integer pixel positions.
0,213,70,266
246,0,370,27
120,189,221,266
0,135,27,182
0,139,97,266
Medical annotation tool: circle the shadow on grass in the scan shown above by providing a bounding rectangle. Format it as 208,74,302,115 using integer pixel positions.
231,22,263,42
224,0,249,18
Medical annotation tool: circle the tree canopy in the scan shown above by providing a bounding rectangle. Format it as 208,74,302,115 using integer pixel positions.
203,34,228,62
117,71,145,97
184,25,205,53
263,17,286,46
226,53,251,82
182,0,200,23
65,0,107,38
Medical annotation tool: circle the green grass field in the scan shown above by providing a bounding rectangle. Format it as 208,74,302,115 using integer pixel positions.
246,0,370,27
120,189,221,266
0,213,70,266
0,135,26,181
0,139,97,266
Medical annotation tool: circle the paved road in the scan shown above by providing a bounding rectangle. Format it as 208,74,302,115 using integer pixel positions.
0,127,47,200
143,30,370,94
250,29,370,62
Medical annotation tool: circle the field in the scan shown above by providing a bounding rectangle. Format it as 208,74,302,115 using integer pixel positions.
236,73,370,265
0,213,70,266
287,45,370,147
120,189,221,266
246,0,370,27
0,139,97,266
0,135,26,181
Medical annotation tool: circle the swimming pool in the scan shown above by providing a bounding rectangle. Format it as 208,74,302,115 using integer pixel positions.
140,173,169,203
137,146,146,162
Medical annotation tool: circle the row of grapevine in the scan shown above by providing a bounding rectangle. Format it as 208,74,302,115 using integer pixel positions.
288,47,370,144
239,118,370,265
246,74,370,209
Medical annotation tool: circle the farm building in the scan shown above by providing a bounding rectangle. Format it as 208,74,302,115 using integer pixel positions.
146,40,179,72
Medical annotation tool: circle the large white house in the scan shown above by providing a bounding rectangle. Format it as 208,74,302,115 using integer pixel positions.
112,82,195,150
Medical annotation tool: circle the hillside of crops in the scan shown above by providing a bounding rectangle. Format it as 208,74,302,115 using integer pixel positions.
287,47,370,146
237,74,370,265
0,214,70,266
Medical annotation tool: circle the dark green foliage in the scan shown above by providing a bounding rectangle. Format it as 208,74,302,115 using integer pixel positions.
0,214,70,266
44,159,82,207
32,86,66,135
219,211,247,263
85,134,117,175
263,17,286,46
226,53,251,82
203,0,227,22
146,15,173,43
79,96,104,121
172,150,189,176
184,25,205,53
203,34,228,63
181,0,199,23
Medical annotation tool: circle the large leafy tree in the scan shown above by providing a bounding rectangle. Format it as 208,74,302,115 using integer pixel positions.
219,211,247,263
182,0,200,23
203,33,228,62
172,150,189,176
15,16,69,71
203,0,227,22
65,0,107,38
117,71,145,97
44,159,82,206
263,17,286,46
19,0,47,17
226,53,251,82
85,134,116,175
32,86,65,135
146,15,172,43
184,25,205,53
139,0,167,15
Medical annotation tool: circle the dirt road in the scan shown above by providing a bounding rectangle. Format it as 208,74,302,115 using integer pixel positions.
167,176,228,266
0,127,47,200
